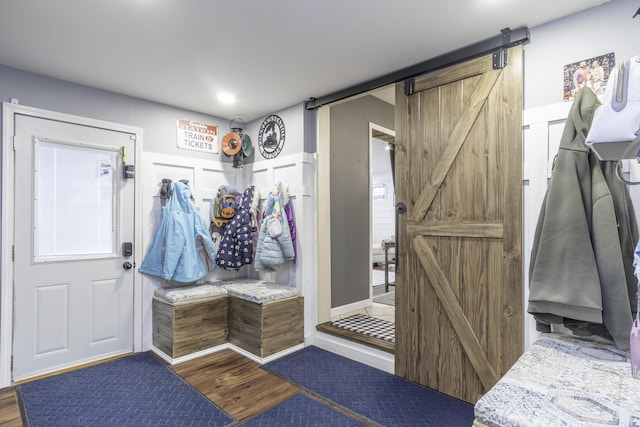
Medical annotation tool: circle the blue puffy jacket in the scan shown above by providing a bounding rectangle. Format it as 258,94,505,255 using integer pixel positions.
254,182,295,271
140,181,216,282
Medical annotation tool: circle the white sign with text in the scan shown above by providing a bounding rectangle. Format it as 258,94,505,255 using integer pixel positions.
177,119,219,154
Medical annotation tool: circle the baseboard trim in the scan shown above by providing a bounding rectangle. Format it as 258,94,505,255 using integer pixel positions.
151,343,306,366
308,331,394,374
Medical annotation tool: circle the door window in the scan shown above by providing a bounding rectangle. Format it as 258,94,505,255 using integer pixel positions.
34,138,118,261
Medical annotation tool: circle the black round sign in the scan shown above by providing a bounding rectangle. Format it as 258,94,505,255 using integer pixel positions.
258,114,285,159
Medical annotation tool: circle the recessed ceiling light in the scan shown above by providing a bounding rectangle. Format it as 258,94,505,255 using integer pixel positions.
217,92,236,104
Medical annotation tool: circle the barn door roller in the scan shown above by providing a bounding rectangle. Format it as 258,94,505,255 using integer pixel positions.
492,28,512,69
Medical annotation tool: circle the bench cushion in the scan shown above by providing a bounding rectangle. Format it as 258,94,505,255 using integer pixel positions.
474,333,638,427
154,282,227,304
218,279,300,303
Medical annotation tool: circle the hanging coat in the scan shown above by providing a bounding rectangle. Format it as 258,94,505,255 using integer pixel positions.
528,87,638,350
216,186,256,270
254,182,295,271
140,181,216,283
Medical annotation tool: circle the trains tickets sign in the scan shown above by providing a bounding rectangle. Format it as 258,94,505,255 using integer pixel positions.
177,119,219,154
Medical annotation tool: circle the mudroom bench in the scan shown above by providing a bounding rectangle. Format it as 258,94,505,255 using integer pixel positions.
152,279,304,363
473,333,640,426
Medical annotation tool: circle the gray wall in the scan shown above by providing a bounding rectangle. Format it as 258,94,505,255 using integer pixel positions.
0,64,232,160
524,0,640,110
330,95,394,307
245,102,316,163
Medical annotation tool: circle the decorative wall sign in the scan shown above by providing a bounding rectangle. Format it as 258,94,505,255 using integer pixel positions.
563,52,615,101
258,114,285,159
176,118,219,154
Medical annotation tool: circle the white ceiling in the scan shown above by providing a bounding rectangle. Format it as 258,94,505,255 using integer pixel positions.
0,0,609,122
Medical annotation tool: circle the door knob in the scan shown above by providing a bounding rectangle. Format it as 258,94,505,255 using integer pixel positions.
123,261,133,270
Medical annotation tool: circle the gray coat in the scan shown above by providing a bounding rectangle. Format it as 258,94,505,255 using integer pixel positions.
528,87,638,350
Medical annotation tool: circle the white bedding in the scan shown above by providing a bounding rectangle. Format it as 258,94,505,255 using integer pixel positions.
474,333,639,427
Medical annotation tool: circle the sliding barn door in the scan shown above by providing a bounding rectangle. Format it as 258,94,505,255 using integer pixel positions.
394,46,523,404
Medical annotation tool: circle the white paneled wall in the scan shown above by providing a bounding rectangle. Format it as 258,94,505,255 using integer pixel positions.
522,102,640,350
140,152,242,350
140,151,317,349
523,102,571,349
243,153,317,337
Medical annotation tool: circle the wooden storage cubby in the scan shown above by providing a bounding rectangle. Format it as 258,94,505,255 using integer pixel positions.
228,295,304,358
152,295,229,359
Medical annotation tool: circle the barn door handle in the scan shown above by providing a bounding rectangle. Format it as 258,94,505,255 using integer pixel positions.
395,202,407,272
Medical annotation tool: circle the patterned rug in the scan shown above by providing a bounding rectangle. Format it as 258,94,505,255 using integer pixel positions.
262,346,475,426
331,313,395,343
19,352,233,426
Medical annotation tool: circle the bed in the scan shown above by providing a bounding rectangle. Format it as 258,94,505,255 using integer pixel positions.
473,333,640,427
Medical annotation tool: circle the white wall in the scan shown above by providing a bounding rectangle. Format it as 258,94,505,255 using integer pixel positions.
371,171,395,245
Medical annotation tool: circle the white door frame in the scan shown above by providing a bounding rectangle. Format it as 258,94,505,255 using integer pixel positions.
0,102,144,387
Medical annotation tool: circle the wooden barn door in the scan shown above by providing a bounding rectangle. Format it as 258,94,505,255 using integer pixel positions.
394,46,523,404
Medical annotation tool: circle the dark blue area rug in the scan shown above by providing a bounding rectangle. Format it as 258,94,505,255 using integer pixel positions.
19,352,234,426
262,346,474,426
243,393,366,426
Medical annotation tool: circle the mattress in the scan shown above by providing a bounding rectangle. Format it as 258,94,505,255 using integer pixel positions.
474,333,639,427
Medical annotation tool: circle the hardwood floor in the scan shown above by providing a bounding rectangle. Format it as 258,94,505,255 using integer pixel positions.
0,348,377,426
169,349,300,421
0,387,21,427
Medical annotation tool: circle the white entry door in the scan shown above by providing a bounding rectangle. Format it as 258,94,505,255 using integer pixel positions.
12,114,135,382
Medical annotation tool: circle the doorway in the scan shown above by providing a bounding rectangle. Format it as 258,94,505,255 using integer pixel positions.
370,123,396,304
0,103,144,386
321,123,397,351
315,96,397,355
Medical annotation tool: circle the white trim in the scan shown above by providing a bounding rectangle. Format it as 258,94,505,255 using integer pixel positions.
0,104,16,388
0,102,144,387
151,343,305,366
308,331,394,374
228,343,305,365
316,106,331,325
151,344,228,365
